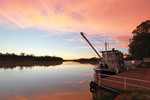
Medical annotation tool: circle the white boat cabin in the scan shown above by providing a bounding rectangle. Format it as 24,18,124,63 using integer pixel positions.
100,48,123,69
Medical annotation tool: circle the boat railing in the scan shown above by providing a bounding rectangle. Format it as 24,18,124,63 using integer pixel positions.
98,73,150,90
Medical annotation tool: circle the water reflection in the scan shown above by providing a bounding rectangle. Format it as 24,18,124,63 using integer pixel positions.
6,88,91,100
90,68,117,100
92,88,117,100
0,61,63,69
0,61,95,100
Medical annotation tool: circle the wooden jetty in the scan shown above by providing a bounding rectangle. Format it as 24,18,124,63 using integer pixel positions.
93,67,150,91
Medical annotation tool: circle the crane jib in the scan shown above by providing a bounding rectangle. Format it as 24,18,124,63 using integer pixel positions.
80,32,105,64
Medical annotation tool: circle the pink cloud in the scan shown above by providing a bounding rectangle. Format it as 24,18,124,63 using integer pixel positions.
73,46,103,50
108,44,128,49
72,44,127,51
65,37,104,44
111,35,131,44
65,35,83,42
0,0,149,47
0,0,149,32
109,35,132,47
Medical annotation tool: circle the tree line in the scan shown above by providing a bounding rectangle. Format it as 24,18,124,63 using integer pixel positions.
0,52,63,61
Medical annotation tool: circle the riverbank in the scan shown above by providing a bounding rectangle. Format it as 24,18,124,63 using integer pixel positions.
0,52,63,62
115,90,150,100
96,89,150,100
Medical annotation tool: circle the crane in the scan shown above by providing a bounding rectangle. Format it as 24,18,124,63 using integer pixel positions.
80,32,106,64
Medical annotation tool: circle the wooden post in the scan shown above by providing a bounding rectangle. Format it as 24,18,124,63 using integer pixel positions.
99,73,101,85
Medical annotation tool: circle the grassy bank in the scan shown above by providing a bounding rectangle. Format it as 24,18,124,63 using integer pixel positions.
96,92,117,100
115,90,150,100
94,90,150,100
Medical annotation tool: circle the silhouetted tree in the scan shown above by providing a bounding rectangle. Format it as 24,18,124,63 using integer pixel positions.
20,52,25,56
129,20,150,59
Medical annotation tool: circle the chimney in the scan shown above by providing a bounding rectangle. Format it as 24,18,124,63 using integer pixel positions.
112,48,115,51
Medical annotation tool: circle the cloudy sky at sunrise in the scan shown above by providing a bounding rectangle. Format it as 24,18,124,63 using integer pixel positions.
0,0,150,59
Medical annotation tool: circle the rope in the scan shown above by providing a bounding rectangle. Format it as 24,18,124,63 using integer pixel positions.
84,34,106,51
84,33,105,43
84,33,110,51
81,36,98,58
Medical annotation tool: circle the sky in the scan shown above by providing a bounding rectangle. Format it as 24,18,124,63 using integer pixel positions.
0,0,150,60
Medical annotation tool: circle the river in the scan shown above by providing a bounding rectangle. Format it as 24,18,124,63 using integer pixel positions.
0,61,96,100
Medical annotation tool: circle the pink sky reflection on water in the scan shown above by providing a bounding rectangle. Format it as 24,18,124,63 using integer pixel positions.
0,62,94,100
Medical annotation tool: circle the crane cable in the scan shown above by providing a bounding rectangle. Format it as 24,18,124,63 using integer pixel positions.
81,36,99,59
81,33,106,63
83,33,106,51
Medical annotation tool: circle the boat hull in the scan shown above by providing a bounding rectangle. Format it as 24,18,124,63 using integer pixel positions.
94,68,117,74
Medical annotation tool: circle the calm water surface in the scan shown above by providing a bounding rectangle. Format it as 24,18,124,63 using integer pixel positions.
0,61,95,100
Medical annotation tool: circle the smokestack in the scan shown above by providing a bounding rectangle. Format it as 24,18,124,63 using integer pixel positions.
112,48,115,51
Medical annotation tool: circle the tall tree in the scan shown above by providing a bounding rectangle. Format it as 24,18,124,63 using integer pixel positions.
129,20,150,59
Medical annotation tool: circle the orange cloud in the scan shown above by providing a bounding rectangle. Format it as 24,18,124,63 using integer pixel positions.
109,35,132,48
0,0,149,46
72,44,127,51
0,0,149,32
110,35,131,44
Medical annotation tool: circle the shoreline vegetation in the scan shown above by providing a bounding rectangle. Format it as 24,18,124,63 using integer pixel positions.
0,52,63,68
96,89,150,100
71,57,99,65
0,52,99,68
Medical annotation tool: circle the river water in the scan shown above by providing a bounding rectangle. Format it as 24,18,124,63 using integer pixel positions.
0,61,96,100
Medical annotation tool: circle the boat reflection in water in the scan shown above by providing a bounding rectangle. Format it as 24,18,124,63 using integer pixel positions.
91,86,117,100
90,71,117,100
